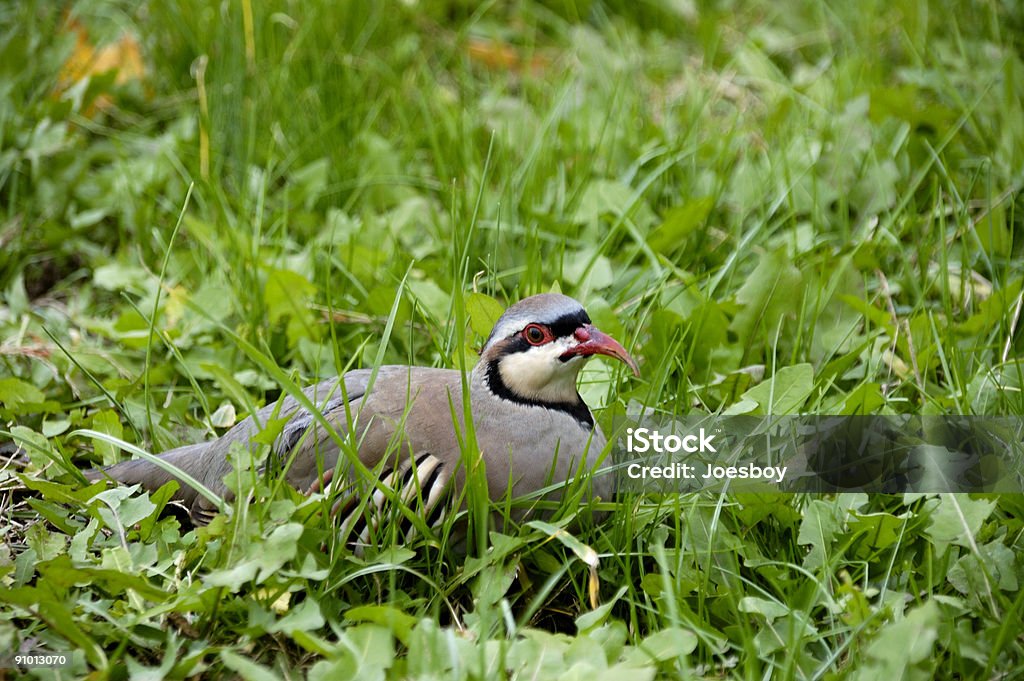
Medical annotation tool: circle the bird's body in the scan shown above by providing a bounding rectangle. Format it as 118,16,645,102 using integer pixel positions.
89,294,638,529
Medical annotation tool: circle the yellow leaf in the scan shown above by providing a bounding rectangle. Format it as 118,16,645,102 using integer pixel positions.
55,18,147,115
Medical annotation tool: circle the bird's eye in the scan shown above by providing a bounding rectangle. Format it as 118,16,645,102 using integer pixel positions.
523,324,547,345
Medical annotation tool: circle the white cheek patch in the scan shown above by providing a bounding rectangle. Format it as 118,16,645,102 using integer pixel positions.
497,338,586,403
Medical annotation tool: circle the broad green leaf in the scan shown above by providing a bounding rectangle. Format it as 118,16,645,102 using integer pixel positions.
264,267,317,346
967,360,1024,413
947,540,1018,596
343,624,395,678
0,378,44,407
573,179,636,223
722,397,758,415
587,621,628,665
406,617,459,677
924,495,996,556
257,522,304,581
752,612,817,656
798,498,844,570
738,596,789,622
42,417,70,437
465,292,504,338
370,546,416,567
601,664,655,681
582,296,623,341
93,263,150,292
267,598,325,634
287,157,330,209
308,657,359,681
345,605,417,645
139,480,182,537
507,629,569,679
840,382,885,415
219,650,279,681
287,552,330,580
648,197,715,253
472,557,518,607
204,559,260,590
92,486,157,529
407,278,450,323
576,586,628,633
848,511,907,551
292,630,338,657
69,519,100,562
210,401,237,428
36,555,166,601
250,414,291,446
863,601,940,672
838,294,893,331
729,249,803,341
564,634,607,671
25,522,65,561
565,249,614,291
738,363,814,414
21,477,107,505
624,626,698,665
26,498,78,535
204,523,304,590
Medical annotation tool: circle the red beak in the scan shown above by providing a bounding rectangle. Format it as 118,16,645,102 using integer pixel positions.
563,324,640,376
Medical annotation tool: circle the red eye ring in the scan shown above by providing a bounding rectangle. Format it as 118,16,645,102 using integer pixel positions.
523,324,548,346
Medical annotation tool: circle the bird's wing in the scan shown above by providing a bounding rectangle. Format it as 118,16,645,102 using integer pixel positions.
190,367,465,525
280,366,464,491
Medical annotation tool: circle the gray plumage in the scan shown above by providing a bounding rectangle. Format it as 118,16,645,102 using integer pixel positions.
87,293,638,529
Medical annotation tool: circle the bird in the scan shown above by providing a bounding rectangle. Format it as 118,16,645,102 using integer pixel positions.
86,293,639,538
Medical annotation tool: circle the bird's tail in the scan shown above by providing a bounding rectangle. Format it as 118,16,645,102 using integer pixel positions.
84,443,209,505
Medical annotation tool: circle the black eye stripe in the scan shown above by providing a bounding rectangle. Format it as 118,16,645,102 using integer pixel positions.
516,310,590,340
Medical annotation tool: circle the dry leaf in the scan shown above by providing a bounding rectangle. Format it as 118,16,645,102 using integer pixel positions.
466,37,550,74
55,18,147,114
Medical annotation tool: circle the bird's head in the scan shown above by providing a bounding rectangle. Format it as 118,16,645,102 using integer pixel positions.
477,293,639,408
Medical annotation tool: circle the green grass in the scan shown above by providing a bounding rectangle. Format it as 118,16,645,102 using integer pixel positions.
2,0,1024,678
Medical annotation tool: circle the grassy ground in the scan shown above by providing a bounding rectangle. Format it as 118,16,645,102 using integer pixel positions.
2,0,1024,678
